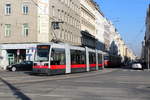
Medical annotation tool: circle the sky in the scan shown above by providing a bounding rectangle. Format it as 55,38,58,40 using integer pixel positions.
94,0,150,57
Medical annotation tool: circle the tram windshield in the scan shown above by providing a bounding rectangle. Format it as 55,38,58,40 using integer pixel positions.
35,45,50,62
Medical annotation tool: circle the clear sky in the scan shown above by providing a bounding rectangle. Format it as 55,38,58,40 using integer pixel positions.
94,0,150,56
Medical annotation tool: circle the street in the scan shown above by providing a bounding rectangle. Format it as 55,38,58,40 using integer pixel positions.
0,68,150,100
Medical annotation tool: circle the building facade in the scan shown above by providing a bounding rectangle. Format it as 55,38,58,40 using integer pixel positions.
0,0,81,69
80,0,96,36
0,0,81,44
80,0,97,49
95,5,105,51
103,18,111,52
0,0,38,43
143,4,150,69
49,0,81,45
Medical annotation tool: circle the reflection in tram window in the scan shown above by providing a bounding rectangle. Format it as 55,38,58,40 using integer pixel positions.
98,53,102,64
51,48,66,65
89,52,96,64
36,45,50,61
71,50,86,64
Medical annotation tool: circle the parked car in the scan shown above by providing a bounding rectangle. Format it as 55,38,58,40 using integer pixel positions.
131,62,143,70
7,61,33,71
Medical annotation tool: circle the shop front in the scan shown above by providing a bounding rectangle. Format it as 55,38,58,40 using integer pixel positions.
0,44,37,70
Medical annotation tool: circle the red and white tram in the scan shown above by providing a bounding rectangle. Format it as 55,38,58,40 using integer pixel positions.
33,43,105,75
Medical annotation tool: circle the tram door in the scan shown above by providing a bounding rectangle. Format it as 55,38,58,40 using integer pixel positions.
7,53,15,65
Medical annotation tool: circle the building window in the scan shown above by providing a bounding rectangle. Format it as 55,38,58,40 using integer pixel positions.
22,5,29,15
22,24,29,36
5,24,11,37
5,4,11,15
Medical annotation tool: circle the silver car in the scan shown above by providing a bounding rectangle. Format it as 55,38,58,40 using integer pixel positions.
131,62,143,70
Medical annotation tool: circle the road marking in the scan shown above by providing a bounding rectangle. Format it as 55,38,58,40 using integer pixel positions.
118,81,150,85
122,69,143,72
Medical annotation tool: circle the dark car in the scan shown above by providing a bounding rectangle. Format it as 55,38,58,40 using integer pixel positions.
7,61,33,71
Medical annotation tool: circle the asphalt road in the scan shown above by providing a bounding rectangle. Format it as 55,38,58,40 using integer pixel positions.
0,68,150,100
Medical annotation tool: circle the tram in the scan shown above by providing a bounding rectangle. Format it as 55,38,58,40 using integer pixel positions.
104,54,122,68
32,43,105,75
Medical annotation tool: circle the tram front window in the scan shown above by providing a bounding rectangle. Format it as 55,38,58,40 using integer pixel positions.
35,45,50,62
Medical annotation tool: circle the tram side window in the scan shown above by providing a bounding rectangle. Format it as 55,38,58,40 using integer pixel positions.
98,54,102,64
89,52,96,64
51,48,66,65
71,50,86,64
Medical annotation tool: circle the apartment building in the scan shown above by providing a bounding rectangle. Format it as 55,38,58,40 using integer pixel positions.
80,0,97,48
103,18,111,51
0,0,81,69
49,0,81,45
0,0,81,44
0,0,37,43
0,0,38,69
115,35,124,59
95,6,105,51
143,4,150,68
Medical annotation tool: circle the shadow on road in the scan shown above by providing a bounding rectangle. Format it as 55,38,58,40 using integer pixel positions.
121,66,132,69
0,77,31,100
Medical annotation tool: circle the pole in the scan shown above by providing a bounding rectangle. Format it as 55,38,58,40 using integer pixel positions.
148,48,150,71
